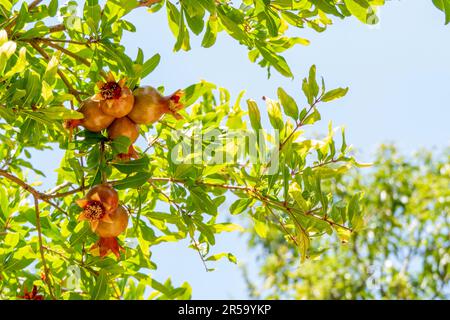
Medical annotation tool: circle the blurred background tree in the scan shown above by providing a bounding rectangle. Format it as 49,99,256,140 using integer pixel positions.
245,145,450,299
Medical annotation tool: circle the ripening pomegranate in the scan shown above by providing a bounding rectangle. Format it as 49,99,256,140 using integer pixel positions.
107,116,139,144
92,72,134,118
64,98,115,133
127,86,184,125
95,205,129,238
76,184,119,232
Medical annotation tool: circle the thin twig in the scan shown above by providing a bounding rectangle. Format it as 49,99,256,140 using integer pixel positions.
34,37,90,46
36,39,91,67
29,40,82,102
48,24,66,33
154,184,210,272
46,182,72,195
28,0,43,10
0,169,68,216
34,197,56,299
265,205,298,246
137,0,162,7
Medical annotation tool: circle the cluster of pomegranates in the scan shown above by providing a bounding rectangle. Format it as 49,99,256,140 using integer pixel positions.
63,75,185,258
76,183,129,258
65,73,184,159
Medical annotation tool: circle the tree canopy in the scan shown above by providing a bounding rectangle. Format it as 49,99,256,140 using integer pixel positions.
246,145,450,299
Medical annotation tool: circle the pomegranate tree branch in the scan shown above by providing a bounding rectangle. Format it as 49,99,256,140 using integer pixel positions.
37,39,92,67
153,184,210,272
137,0,162,7
147,177,353,232
28,40,82,102
34,197,56,299
265,205,298,246
48,24,66,34
28,0,43,10
0,169,68,216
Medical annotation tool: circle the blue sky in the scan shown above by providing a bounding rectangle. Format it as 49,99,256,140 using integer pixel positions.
29,0,450,299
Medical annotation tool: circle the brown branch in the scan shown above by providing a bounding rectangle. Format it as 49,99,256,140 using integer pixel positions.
35,37,90,46
48,24,66,34
147,177,353,232
36,39,91,67
0,169,68,216
34,197,56,300
28,40,82,102
45,186,84,199
279,97,320,151
28,0,43,10
137,0,162,7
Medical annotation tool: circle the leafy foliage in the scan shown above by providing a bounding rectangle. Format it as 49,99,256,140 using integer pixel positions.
246,145,450,299
0,0,447,300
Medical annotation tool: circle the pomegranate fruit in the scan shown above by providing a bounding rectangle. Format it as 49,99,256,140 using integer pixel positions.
90,237,125,259
93,73,134,118
76,184,119,231
127,86,184,125
95,205,129,238
64,98,115,133
107,116,139,144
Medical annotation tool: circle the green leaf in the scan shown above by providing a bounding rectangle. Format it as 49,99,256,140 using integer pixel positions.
193,219,215,245
302,108,321,125
265,97,284,130
111,157,150,174
212,223,244,233
253,219,268,238
206,252,237,264
0,185,9,222
297,226,310,263
0,29,7,45
190,188,216,214
256,43,293,78
0,41,16,59
201,15,218,48
114,172,152,190
344,0,378,24
111,136,131,155
40,107,84,120
91,270,109,300
48,0,58,17
321,87,349,102
69,224,92,246
3,47,27,78
141,53,160,78
247,99,262,131
3,232,19,248
433,0,450,24
277,87,299,120
308,65,319,98
230,198,252,215
0,0,12,12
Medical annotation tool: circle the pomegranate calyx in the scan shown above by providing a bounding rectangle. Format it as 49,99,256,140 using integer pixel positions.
91,237,125,259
